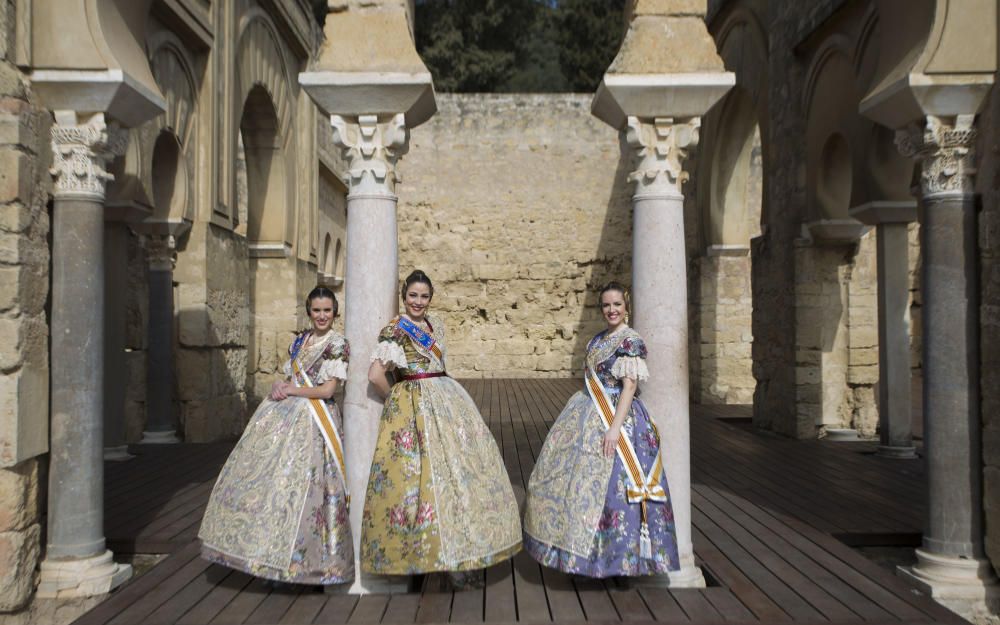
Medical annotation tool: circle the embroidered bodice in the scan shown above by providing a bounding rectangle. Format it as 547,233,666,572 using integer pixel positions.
281,330,350,386
372,315,447,375
584,326,649,395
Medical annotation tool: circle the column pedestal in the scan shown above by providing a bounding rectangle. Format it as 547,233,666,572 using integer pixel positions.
40,112,132,597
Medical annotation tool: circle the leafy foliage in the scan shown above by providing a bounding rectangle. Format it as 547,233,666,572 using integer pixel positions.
552,0,627,92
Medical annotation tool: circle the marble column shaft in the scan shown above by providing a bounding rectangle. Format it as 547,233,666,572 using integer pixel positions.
626,116,703,587
875,221,915,456
41,112,132,598
143,235,180,442
332,114,408,593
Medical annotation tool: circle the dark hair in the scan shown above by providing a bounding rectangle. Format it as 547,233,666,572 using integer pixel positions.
401,269,434,300
305,286,339,317
599,281,630,312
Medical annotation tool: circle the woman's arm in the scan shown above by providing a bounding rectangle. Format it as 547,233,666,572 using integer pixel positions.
602,376,637,458
368,360,392,399
284,378,340,400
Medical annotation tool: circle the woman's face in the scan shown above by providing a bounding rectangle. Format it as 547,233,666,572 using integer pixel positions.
601,290,627,329
403,282,432,320
308,296,335,333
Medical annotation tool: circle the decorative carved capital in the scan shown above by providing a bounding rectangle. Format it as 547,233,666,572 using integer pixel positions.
142,234,177,271
50,112,128,200
895,114,978,196
330,113,409,196
625,116,700,198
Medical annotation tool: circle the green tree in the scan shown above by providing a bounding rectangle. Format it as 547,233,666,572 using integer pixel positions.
553,0,626,92
415,0,540,92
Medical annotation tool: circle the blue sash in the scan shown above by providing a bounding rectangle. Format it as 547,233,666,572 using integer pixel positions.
396,317,443,361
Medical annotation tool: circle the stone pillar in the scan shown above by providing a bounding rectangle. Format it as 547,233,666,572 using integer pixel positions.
626,116,705,587
850,202,917,458
895,115,999,608
103,221,133,460
38,111,132,598
141,233,182,443
332,113,409,593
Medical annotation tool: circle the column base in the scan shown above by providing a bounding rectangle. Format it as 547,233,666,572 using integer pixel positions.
876,444,917,459
37,550,133,599
141,430,181,444
898,549,1000,617
344,569,412,595
631,556,706,588
103,445,134,461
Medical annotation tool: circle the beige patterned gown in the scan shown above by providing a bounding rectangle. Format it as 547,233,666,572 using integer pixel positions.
198,331,353,584
360,315,522,574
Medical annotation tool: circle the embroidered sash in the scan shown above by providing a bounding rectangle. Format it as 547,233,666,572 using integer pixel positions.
289,334,350,505
585,366,666,559
396,316,444,362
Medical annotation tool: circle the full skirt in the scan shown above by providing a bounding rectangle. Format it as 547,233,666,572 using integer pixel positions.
361,377,521,574
198,396,354,584
524,391,679,577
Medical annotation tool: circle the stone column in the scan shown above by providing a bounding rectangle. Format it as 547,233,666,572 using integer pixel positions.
141,233,182,443
849,202,917,459
626,116,705,587
895,115,999,608
331,113,409,593
38,111,132,598
103,221,133,460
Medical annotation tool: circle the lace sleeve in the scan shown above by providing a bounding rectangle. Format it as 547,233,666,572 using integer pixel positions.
372,323,408,369
318,357,349,382
611,356,649,382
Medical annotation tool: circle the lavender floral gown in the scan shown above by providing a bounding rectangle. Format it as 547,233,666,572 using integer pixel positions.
524,327,679,577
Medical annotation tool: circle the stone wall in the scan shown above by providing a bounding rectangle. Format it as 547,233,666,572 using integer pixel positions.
0,0,49,611
397,93,634,377
978,80,1000,576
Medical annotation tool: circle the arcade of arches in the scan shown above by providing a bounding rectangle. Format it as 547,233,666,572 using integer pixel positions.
0,0,998,622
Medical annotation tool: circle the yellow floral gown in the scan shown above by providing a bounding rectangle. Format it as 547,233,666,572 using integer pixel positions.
361,315,521,574
199,330,353,584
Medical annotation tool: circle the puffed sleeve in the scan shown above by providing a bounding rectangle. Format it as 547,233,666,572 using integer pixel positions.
371,323,408,369
610,335,650,382
317,337,350,383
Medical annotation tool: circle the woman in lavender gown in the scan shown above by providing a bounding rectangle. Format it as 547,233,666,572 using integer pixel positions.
523,282,679,577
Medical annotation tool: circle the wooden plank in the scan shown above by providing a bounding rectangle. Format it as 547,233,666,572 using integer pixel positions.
145,564,230,625
177,571,254,625
573,578,618,621
414,592,452,623
208,577,271,625
608,588,654,621
107,550,214,625
244,586,301,624
279,592,328,624
669,589,722,623
484,561,516,622
381,594,421,623
313,594,359,624
635,587,688,623
449,588,483,623
700,587,755,622
691,527,789,621
510,550,550,622
539,569,583,622
73,543,203,625
347,595,389,624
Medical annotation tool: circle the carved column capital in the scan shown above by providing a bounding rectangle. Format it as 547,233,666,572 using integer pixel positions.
625,116,700,198
142,234,177,272
895,114,978,196
330,113,409,197
50,112,128,201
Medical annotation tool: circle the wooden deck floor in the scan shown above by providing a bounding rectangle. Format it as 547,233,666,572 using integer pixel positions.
74,379,960,625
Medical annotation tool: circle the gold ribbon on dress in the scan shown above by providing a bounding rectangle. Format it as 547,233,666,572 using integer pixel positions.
585,367,666,559
291,358,350,506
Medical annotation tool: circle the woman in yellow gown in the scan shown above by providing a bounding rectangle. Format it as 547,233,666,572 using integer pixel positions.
361,270,521,574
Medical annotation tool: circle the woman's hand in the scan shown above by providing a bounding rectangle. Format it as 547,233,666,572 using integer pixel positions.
269,380,290,401
602,425,621,458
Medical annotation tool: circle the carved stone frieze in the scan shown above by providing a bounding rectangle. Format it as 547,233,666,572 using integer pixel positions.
625,116,700,197
50,113,128,201
330,113,409,197
895,114,978,196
